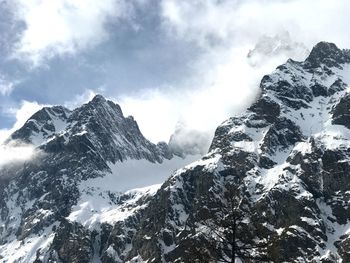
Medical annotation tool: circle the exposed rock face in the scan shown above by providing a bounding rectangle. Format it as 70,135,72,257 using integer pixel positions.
0,95,176,262
9,95,170,163
332,94,350,129
305,42,350,69
2,42,350,262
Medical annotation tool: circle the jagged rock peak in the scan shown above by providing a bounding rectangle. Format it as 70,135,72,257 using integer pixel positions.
305,41,350,68
78,94,124,117
5,93,175,164
91,94,107,102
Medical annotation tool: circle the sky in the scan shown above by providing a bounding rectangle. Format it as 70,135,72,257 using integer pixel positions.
1,0,350,148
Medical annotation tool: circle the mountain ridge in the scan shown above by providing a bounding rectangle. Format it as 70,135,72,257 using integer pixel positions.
0,93,196,262
7,94,173,163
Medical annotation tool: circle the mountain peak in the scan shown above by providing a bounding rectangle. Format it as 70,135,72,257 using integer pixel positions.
305,41,350,68
88,94,124,116
311,41,340,53
90,94,107,103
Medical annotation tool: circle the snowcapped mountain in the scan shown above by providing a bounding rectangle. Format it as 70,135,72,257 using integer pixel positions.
1,41,350,262
8,95,173,163
0,95,198,262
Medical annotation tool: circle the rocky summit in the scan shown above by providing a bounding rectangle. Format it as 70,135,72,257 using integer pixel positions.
1,41,350,262
0,95,182,262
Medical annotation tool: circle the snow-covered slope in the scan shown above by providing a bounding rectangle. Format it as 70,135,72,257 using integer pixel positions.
0,154,198,263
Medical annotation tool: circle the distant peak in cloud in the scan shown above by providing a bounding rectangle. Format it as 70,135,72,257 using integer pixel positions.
247,32,310,67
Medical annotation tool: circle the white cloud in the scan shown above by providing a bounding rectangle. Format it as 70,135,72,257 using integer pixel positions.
0,129,11,144
118,44,293,144
0,141,36,168
10,0,136,65
118,88,179,142
8,100,45,131
160,0,350,49
0,100,45,168
64,89,97,109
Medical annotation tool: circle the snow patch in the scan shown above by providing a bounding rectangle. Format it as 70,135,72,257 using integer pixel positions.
67,155,200,229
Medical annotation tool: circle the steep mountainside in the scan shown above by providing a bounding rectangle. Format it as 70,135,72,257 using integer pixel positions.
0,95,192,262
1,42,350,263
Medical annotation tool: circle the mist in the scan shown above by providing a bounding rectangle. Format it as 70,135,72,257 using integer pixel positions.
118,38,309,148
115,0,350,147
0,141,36,169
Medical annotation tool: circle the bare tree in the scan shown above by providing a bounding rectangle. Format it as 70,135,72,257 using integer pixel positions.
192,183,270,263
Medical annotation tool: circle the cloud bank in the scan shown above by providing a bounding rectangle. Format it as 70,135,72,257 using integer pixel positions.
2,0,350,153
117,0,350,145
160,0,350,48
10,0,139,65
118,42,302,144
0,141,36,168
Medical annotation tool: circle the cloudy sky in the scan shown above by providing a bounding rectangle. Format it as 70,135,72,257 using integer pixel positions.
1,0,350,145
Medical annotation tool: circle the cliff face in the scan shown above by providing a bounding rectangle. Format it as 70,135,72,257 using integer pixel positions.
0,95,179,262
1,42,350,263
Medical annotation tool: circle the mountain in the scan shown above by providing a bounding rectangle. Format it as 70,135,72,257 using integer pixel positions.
0,95,198,262
91,42,350,262
8,95,173,162
2,41,350,262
